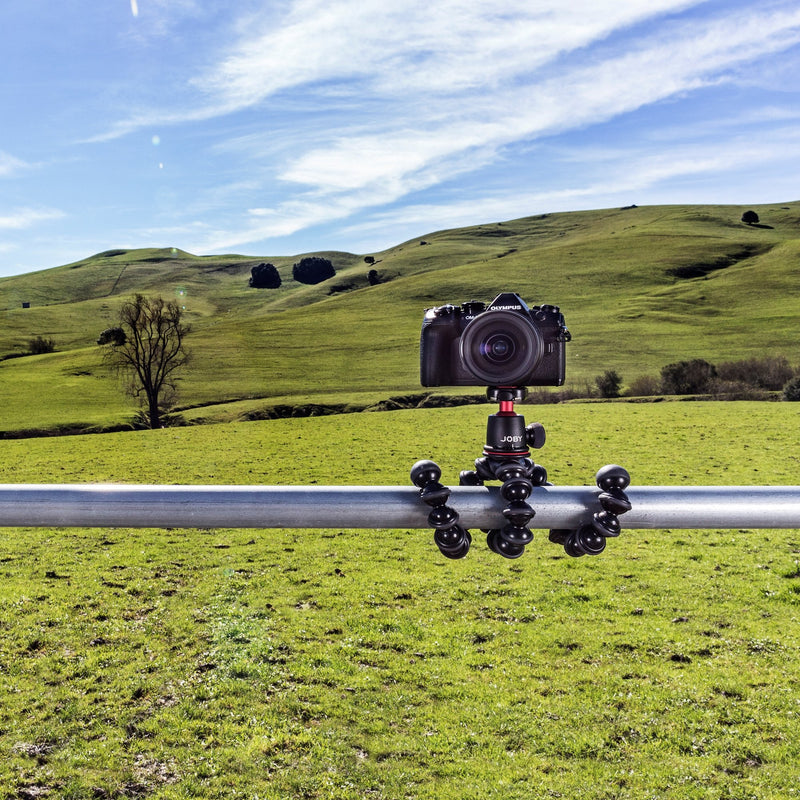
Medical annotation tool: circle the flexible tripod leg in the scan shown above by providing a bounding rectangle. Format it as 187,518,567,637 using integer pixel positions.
466,456,543,558
549,465,631,556
410,460,472,558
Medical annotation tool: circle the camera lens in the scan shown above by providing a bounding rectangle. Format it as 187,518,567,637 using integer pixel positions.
460,311,544,385
481,333,515,363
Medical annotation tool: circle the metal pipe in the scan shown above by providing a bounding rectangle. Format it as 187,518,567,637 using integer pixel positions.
1,484,799,530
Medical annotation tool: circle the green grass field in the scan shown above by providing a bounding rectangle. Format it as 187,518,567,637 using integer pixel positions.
1,403,799,798
1,202,800,434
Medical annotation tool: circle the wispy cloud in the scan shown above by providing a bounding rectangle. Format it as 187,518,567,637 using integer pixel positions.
196,0,701,107
98,0,704,140
276,3,800,192
335,124,800,244
0,151,31,178
0,208,66,231
88,0,800,255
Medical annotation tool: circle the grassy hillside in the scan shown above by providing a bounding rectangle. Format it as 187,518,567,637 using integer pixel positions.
1,202,799,433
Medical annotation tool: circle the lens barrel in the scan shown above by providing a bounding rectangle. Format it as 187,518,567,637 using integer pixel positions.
459,311,543,385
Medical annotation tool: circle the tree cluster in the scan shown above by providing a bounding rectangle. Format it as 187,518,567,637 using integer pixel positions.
27,336,56,355
594,355,800,401
248,257,338,289
247,255,389,291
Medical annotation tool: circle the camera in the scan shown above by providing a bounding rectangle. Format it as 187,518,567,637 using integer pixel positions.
420,292,570,387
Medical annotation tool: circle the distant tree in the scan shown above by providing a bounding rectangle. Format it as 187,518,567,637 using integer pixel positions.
364,256,375,265
292,256,336,285
660,359,716,395
741,210,760,225
595,369,622,398
367,269,381,286
99,294,190,429
249,262,281,289
27,336,55,354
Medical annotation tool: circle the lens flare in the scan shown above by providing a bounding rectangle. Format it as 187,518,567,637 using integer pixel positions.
130,0,139,18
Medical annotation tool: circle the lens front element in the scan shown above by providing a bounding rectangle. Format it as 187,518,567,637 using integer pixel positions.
481,333,515,364
460,311,543,385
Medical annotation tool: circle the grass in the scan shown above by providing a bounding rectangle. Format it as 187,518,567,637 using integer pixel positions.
1,202,800,433
1,402,799,797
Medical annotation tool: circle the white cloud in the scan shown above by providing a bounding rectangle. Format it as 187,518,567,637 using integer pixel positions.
0,151,31,178
196,0,702,106
0,208,66,230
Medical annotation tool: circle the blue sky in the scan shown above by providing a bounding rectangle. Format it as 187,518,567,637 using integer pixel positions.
1,0,799,277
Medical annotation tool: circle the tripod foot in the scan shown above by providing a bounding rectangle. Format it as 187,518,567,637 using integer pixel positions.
486,530,525,558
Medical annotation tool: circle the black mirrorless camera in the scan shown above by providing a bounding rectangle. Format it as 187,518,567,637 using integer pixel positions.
420,292,570,387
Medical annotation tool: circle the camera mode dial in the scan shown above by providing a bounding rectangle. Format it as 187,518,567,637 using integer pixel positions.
461,301,486,316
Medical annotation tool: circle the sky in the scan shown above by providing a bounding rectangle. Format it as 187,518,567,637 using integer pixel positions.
0,0,799,277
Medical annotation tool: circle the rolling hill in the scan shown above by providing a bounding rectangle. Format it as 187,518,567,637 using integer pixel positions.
1,202,799,434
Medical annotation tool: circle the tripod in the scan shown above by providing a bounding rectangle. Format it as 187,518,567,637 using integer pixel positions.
410,387,631,559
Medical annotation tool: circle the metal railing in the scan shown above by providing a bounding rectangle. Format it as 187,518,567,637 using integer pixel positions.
1,484,799,530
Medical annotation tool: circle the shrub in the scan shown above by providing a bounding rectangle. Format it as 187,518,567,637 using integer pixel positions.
595,370,622,398
292,257,336,285
717,356,793,391
660,359,717,395
327,282,357,294
367,269,381,286
626,375,661,397
249,262,281,289
784,377,800,401
710,379,770,401
97,327,127,346
27,336,56,354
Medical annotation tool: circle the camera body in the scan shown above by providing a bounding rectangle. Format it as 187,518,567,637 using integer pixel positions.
420,292,570,387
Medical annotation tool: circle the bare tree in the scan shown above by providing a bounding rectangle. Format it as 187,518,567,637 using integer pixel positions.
100,294,190,428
